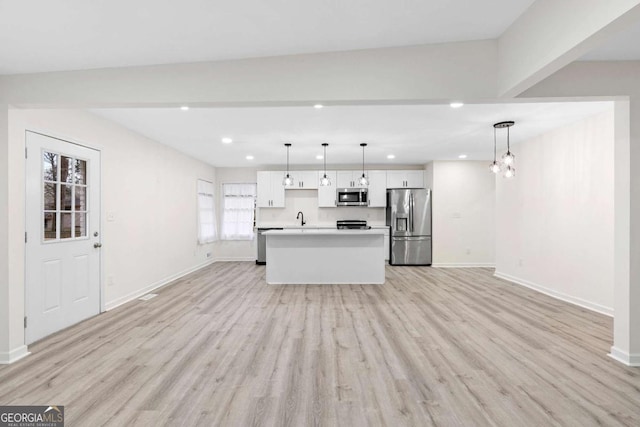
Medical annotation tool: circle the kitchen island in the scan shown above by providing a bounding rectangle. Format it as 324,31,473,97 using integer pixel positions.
263,229,386,284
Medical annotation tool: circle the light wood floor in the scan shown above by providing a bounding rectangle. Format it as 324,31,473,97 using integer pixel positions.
1,263,639,426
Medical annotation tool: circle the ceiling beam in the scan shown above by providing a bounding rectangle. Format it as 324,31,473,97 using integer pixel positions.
497,0,640,98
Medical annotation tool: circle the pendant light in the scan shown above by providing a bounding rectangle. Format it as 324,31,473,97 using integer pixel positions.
358,143,369,186
491,121,516,178
282,143,294,186
319,143,331,186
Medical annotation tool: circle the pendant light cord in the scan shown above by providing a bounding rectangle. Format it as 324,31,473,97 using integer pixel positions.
323,144,327,175
362,145,365,175
493,128,497,162
507,126,510,153
286,145,289,175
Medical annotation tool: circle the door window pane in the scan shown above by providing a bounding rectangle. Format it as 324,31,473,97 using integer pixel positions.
44,183,57,210
61,185,73,211
61,156,75,183
75,213,87,237
75,186,86,211
75,160,87,184
43,152,58,181
60,213,72,239
44,212,57,240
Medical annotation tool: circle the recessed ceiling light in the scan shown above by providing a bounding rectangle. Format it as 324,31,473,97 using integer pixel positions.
221,137,233,144
314,104,324,109
180,105,189,111
458,154,468,159
387,154,395,159
316,155,324,160
450,102,464,109
246,155,254,160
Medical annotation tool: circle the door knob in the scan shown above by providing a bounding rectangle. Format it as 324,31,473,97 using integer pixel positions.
94,243,102,248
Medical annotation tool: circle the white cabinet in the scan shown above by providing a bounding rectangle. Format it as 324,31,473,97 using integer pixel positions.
384,228,390,261
366,170,387,207
289,171,318,189
257,171,285,208
336,170,369,188
386,170,424,188
317,171,337,207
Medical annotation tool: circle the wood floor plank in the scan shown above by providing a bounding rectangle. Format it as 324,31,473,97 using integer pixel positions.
1,263,639,426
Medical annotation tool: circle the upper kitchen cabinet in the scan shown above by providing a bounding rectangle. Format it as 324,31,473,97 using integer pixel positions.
386,170,424,189
289,170,318,189
257,171,285,208
367,170,387,207
317,170,338,207
336,170,369,188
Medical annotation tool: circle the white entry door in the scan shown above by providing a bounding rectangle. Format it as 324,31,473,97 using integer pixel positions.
25,131,101,344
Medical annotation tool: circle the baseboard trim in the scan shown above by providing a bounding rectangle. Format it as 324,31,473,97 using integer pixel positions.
609,346,640,367
105,259,215,311
494,271,613,317
214,257,255,262
432,263,495,268
0,345,30,364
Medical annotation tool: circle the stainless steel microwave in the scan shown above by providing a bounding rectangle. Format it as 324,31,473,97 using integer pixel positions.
336,188,368,207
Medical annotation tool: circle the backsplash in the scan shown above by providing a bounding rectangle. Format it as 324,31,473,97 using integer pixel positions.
257,190,386,227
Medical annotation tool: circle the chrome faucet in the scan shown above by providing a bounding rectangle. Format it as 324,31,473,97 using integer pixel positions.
296,211,306,226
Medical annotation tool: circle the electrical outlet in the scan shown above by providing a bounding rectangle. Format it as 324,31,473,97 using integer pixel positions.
518,258,523,267
107,276,114,286
206,252,212,258
106,211,116,222
466,248,471,255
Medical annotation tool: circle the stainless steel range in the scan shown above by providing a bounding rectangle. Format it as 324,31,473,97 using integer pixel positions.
336,220,371,230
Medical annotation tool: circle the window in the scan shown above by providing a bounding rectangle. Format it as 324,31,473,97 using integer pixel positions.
42,151,88,241
221,183,257,240
197,179,217,244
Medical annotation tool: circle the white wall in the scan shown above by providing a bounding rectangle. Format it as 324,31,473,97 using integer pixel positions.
10,109,217,312
495,110,614,315
430,161,495,267
521,60,638,365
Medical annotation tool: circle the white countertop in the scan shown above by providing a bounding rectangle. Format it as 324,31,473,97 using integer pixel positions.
258,224,389,230
263,229,386,236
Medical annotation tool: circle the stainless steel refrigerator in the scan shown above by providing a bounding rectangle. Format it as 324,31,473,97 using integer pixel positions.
386,188,432,265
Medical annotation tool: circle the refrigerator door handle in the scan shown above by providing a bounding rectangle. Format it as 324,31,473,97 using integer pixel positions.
410,193,414,232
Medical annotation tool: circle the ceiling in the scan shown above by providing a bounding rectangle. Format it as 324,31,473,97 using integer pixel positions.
580,21,640,61
91,101,612,168
0,0,534,75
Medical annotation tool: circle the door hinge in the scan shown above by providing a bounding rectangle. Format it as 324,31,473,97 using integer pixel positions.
25,147,27,159
24,316,27,328
25,232,27,243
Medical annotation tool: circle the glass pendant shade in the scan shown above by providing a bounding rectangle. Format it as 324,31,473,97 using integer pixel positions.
282,174,294,186
502,151,515,166
320,174,331,186
504,166,515,178
489,161,501,174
